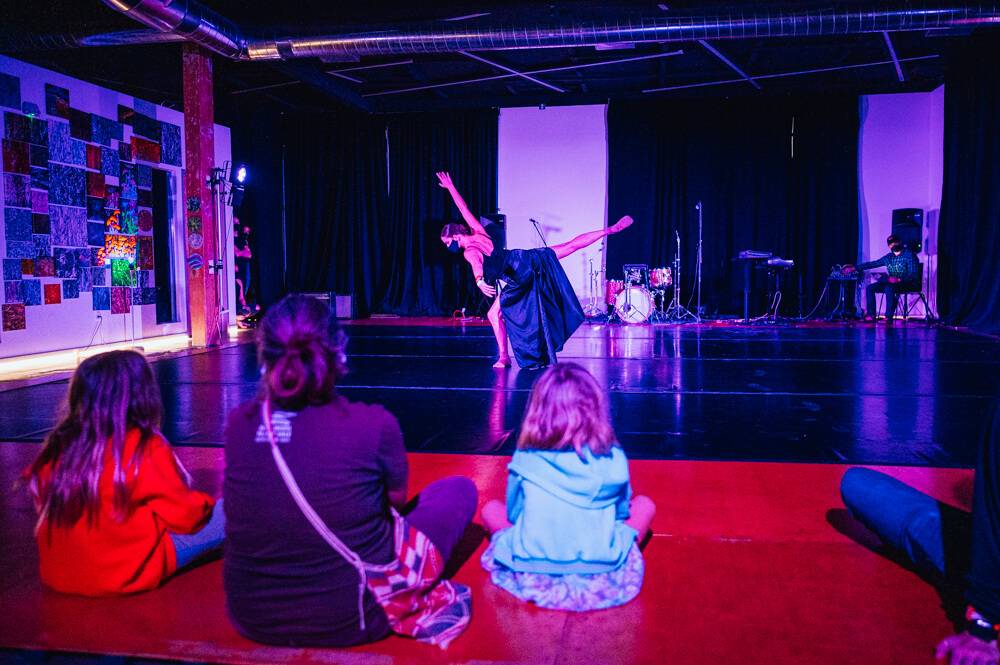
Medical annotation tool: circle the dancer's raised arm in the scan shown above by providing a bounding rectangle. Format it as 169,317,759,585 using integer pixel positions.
437,171,486,235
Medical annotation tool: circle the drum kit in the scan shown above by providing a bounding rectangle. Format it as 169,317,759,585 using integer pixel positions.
602,264,673,324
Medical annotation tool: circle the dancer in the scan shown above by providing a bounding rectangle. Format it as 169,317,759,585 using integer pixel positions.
437,171,633,369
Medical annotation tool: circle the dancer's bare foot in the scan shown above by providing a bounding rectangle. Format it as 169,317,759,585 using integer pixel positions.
493,356,512,369
609,215,634,234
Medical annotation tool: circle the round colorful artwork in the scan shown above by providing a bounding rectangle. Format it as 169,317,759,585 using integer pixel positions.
188,233,204,249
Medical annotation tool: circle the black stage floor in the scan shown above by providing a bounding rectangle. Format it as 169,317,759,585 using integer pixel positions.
1,322,998,466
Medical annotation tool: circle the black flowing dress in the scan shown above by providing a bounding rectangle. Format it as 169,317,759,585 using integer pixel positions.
480,224,584,368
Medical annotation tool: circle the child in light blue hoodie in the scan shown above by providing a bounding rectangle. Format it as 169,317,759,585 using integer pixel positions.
481,363,655,610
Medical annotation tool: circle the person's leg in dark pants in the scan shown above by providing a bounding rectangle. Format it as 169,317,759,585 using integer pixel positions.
840,468,971,581
884,284,898,320
404,476,478,562
866,279,890,319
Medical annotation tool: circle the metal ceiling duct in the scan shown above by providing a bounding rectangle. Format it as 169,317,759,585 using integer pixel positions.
98,0,244,58
85,3,1000,61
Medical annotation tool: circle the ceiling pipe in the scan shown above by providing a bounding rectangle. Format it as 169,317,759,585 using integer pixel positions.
244,6,1000,60
97,0,244,58
52,2,1000,62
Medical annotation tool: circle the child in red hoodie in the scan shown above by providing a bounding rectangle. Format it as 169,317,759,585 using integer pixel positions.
24,350,224,595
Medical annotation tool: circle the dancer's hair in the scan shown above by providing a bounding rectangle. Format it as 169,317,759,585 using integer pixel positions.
258,294,348,410
518,363,618,459
26,350,165,529
440,222,472,239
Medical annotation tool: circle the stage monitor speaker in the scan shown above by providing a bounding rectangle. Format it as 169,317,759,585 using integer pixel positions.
298,292,355,319
891,208,923,253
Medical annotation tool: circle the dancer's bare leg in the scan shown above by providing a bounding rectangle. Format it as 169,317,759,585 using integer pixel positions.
550,215,634,260
486,298,511,368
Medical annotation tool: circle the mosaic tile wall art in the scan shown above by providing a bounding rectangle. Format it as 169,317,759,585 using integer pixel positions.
2,71,181,335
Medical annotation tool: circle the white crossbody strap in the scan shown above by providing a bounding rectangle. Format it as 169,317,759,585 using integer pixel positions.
261,400,369,631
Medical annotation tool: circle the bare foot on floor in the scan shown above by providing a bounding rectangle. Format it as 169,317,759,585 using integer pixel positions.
493,356,512,369
610,215,634,234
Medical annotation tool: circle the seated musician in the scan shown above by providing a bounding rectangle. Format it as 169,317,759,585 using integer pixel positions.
842,234,919,324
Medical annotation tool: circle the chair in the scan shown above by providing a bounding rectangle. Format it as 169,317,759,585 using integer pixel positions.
878,263,934,321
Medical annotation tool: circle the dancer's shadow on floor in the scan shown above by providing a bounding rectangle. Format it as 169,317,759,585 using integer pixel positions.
826,507,968,629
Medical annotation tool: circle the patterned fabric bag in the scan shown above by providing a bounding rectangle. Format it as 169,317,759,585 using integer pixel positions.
261,402,471,648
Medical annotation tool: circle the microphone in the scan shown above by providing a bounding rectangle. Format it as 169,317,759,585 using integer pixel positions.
695,201,702,211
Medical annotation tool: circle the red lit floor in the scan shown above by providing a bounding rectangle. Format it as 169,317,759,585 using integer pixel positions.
0,442,972,665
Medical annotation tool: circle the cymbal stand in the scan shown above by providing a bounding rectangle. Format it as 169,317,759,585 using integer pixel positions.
583,257,606,317
664,229,696,321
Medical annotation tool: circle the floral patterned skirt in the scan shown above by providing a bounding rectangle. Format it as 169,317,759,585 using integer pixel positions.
480,533,645,611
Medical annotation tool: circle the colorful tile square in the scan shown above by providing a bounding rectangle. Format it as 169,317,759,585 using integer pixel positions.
3,139,29,174
32,213,50,234
76,248,90,270
33,234,51,258
54,247,78,278
86,144,101,171
111,285,131,314
4,112,30,142
160,122,181,166
19,279,41,306
138,209,153,233
28,117,48,146
91,115,122,147
138,236,154,269
44,84,70,119
137,188,152,208
119,163,137,201
30,166,49,190
137,164,152,188
117,105,136,126
4,207,31,240
86,171,105,198
4,281,20,304
92,286,110,310
31,189,48,214
6,241,35,259
0,73,20,110
86,222,105,246
92,266,106,286
2,303,26,330
34,256,55,277
133,113,161,142
69,109,92,141
100,146,119,177
48,164,86,207
87,196,105,221
3,260,21,280
131,136,161,163
44,282,61,304
50,205,87,246
29,144,48,168
62,278,79,299
110,258,133,286
47,120,71,162
118,142,132,163
20,259,33,275
104,185,120,211
133,98,156,119
3,173,30,206
78,265,92,292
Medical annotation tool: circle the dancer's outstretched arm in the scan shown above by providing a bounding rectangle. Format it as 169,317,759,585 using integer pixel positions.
437,171,486,235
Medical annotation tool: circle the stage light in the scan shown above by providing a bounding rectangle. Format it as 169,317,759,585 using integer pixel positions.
231,164,248,185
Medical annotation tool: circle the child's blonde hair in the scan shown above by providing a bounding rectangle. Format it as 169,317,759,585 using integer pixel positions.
517,363,617,458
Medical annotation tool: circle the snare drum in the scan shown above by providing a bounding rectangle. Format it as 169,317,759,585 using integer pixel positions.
614,286,653,323
649,267,673,289
605,279,625,306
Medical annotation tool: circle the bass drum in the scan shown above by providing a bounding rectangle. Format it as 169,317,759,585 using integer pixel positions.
614,286,653,324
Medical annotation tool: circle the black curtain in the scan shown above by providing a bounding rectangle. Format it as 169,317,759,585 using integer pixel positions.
380,110,499,316
607,96,858,316
938,36,1000,333
281,112,388,317
231,108,285,308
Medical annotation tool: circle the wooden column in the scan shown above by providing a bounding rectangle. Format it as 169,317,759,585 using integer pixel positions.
181,43,225,346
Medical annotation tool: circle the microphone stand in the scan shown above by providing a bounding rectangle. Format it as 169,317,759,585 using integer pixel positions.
665,229,696,322
695,201,703,323
530,218,548,247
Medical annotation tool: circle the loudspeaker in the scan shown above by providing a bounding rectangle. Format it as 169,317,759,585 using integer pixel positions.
891,208,923,253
